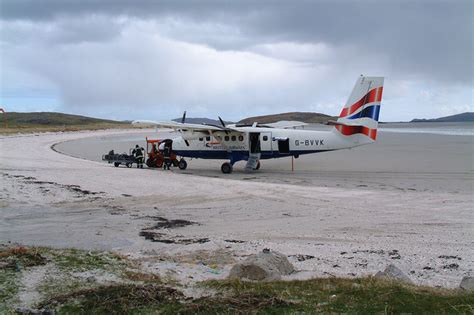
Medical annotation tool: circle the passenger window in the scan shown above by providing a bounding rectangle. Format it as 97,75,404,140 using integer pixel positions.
199,137,203,141
263,136,268,141
231,135,236,141
206,136,211,141
225,136,230,141
238,135,244,141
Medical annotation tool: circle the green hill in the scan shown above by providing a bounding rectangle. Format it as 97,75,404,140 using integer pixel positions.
411,112,474,122
239,112,337,124
0,112,129,134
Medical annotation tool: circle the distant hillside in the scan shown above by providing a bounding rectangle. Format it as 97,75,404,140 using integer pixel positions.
172,117,234,125
5,112,127,126
0,112,129,134
411,112,474,123
239,112,337,124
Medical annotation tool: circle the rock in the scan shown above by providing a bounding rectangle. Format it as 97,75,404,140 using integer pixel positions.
375,264,412,284
459,276,474,291
229,249,295,281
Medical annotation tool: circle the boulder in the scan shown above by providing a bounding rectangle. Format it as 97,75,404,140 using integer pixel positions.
459,276,474,291
375,264,412,284
229,249,294,281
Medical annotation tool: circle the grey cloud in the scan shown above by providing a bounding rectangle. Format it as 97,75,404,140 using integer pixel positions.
237,2,472,85
0,0,472,121
1,0,471,85
0,17,124,45
0,0,237,21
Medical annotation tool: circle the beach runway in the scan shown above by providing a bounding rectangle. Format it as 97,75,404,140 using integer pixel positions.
1,127,472,287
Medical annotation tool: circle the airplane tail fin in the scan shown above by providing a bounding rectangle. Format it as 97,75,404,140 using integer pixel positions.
331,75,384,143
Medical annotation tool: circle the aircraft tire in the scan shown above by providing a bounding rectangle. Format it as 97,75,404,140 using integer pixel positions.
114,162,120,167
178,159,187,170
221,162,233,174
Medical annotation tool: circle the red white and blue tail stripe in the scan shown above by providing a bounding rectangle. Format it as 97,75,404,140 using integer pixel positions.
335,76,384,141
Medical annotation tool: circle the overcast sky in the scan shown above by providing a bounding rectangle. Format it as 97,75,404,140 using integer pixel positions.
0,0,472,121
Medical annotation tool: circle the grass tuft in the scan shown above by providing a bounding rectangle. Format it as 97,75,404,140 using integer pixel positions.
45,248,127,271
203,277,474,314
179,292,293,314
0,246,48,270
0,246,49,312
38,284,183,314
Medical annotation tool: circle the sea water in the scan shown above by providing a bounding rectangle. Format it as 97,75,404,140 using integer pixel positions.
379,122,474,136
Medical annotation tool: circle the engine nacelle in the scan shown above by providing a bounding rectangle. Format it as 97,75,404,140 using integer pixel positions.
180,130,208,140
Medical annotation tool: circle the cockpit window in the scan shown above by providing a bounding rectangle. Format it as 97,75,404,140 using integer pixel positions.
206,136,211,141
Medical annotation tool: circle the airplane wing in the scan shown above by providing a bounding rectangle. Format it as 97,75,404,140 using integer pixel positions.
261,120,308,129
132,120,240,133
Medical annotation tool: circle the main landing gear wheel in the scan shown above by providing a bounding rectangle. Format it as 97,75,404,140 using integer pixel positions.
221,162,233,174
178,159,187,170
254,161,261,170
114,162,120,167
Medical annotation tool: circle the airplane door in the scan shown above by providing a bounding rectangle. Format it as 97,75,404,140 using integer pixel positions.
259,132,272,152
278,139,290,153
249,133,261,153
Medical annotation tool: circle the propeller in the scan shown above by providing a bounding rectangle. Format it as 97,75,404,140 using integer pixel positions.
218,116,229,134
218,116,226,128
179,111,190,146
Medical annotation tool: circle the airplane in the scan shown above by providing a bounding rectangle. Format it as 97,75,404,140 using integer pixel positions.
133,75,384,174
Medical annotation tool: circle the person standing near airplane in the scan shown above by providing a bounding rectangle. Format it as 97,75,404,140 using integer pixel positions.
132,144,144,168
158,141,171,170
163,144,172,170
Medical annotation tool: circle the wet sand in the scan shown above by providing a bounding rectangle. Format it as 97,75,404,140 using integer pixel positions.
54,125,473,194
1,127,473,287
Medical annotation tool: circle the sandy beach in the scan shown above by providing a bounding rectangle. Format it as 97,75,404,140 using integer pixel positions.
1,127,473,288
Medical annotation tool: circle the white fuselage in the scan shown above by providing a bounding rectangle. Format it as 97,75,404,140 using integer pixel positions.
170,126,371,162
